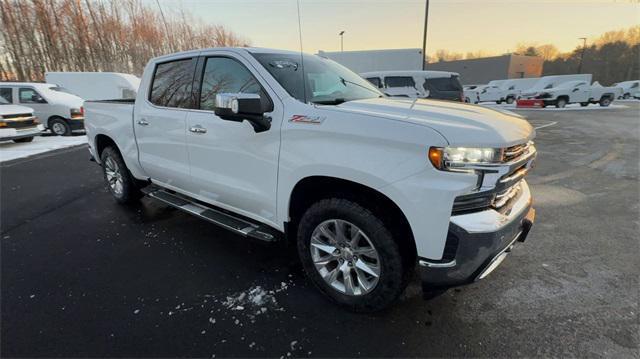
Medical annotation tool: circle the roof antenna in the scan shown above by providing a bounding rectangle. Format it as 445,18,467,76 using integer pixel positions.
296,0,308,103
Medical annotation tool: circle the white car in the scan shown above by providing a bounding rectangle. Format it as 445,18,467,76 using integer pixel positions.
85,47,536,312
45,72,141,101
525,80,620,108
0,82,85,136
361,70,464,101
612,80,640,99
0,95,43,143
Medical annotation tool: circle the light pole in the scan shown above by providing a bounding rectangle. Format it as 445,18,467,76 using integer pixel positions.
577,37,587,74
421,0,430,70
339,31,345,52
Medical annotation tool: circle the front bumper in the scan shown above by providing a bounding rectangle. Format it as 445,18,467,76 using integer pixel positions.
0,125,44,141
418,180,535,290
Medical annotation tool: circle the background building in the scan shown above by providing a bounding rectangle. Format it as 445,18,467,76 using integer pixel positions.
426,54,544,84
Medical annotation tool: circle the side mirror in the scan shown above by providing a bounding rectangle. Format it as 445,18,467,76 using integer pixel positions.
31,94,45,103
214,93,271,132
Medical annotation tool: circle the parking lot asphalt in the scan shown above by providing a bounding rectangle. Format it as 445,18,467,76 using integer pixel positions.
2,102,638,358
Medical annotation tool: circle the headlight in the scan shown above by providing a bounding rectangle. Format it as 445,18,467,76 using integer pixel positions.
70,107,84,119
429,146,502,171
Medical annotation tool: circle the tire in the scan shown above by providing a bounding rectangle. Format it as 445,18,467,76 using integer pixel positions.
505,96,515,105
580,102,589,107
100,146,142,204
49,118,71,136
555,98,567,108
599,96,612,107
496,100,502,104
623,93,630,100
464,97,470,103
297,198,410,312
13,137,34,143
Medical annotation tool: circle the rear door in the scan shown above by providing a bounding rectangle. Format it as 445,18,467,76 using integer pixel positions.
183,53,282,225
134,57,197,189
424,76,463,101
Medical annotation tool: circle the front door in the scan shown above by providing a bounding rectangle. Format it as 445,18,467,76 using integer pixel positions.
134,57,196,189
17,87,48,120
184,54,282,225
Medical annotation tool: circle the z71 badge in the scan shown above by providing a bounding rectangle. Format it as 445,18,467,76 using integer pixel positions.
289,115,325,124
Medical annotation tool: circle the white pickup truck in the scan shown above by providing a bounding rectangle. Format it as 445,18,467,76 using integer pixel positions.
85,47,537,312
524,80,620,108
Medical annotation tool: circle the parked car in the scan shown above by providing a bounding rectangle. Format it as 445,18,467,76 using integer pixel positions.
519,74,593,99
612,80,640,99
476,78,541,104
0,82,84,136
361,70,464,101
85,47,536,312
0,95,43,143
45,72,140,101
524,80,619,108
463,84,485,103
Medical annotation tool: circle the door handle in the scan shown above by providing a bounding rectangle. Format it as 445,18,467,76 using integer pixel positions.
189,125,207,134
137,119,149,126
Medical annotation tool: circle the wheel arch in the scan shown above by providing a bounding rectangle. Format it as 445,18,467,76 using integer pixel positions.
47,115,68,127
94,133,120,160
287,175,417,262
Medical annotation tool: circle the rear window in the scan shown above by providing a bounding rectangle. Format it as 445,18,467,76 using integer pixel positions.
149,58,194,108
423,77,463,92
366,77,382,88
385,76,415,88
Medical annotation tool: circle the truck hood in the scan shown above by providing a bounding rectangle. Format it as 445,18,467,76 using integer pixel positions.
335,98,535,147
0,104,34,116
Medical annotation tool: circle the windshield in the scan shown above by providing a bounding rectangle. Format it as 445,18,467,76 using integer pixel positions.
252,52,383,105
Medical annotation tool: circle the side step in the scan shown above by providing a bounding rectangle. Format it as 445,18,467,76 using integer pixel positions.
143,187,280,242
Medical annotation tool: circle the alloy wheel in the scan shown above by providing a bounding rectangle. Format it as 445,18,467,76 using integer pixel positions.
309,219,381,296
104,156,124,196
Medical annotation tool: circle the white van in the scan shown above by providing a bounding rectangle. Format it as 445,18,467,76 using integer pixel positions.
361,71,463,101
45,72,140,101
0,82,85,136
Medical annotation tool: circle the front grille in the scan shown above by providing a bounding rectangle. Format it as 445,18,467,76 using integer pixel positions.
5,119,37,129
503,142,531,162
2,113,33,120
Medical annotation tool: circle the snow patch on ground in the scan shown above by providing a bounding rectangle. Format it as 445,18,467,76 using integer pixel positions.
0,135,87,163
480,102,628,111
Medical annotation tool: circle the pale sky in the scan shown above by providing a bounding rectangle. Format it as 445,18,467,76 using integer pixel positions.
155,0,640,56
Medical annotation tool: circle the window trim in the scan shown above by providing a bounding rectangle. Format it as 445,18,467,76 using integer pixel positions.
19,87,47,104
193,55,273,114
147,57,198,109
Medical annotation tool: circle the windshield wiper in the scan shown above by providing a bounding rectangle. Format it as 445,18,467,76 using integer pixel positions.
313,98,347,105
340,77,383,96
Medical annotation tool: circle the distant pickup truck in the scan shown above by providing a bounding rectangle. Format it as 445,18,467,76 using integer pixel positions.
85,47,536,312
522,80,620,108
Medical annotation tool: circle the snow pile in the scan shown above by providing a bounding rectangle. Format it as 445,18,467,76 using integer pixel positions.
221,284,284,314
0,135,87,163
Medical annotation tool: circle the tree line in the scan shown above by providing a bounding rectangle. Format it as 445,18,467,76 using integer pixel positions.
429,26,639,85
0,0,248,81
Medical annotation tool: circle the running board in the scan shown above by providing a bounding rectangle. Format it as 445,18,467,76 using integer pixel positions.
143,187,280,242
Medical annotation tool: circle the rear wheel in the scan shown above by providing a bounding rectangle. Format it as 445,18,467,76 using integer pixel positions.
599,96,612,107
496,100,503,104
505,96,515,105
13,137,34,143
100,146,142,204
556,98,567,108
297,198,410,312
580,102,589,107
49,118,71,136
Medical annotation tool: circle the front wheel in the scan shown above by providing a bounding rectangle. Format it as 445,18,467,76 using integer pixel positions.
297,198,410,312
623,93,630,100
49,118,71,136
580,102,589,107
100,146,142,204
556,98,567,108
506,96,515,105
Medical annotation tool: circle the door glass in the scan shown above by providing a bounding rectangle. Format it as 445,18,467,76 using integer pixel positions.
0,88,12,103
19,88,46,103
149,58,194,108
384,76,415,88
200,57,261,111
365,77,382,88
